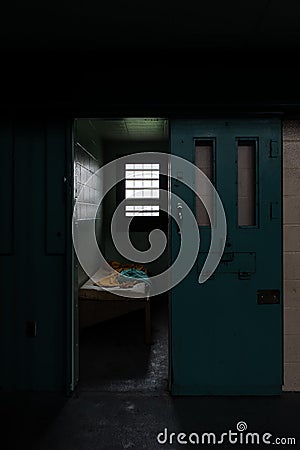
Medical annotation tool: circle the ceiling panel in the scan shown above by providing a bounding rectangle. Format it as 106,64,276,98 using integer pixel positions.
90,118,168,141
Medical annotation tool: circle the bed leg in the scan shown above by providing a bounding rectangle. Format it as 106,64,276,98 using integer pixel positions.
145,301,151,344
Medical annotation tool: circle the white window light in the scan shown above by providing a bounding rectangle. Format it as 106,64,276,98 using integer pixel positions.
125,163,160,216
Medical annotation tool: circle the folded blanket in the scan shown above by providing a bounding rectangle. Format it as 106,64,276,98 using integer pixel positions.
118,268,151,287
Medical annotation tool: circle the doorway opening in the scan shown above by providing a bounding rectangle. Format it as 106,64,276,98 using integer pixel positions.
73,118,170,392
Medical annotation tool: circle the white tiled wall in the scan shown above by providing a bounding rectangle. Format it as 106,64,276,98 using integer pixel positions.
75,145,102,221
283,120,300,391
74,120,104,286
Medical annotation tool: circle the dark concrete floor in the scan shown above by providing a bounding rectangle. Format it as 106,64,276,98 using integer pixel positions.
78,296,169,393
33,392,300,449
2,390,300,450
2,298,300,449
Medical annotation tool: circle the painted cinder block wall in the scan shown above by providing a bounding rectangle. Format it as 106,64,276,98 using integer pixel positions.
283,120,300,391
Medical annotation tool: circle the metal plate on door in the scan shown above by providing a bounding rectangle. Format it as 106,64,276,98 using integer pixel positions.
257,290,280,305
198,252,256,275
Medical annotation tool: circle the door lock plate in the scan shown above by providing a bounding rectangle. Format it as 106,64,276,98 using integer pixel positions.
257,290,280,305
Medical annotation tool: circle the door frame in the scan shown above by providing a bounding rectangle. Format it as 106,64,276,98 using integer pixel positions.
66,119,79,393
67,116,172,393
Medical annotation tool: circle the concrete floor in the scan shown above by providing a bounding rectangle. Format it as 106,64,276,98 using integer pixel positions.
78,296,169,393
2,298,300,449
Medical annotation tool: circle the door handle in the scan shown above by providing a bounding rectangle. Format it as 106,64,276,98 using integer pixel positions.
177,202,183,221
177,202,183,234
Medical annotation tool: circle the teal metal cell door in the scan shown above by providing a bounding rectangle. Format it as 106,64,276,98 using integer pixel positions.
170,119,282,395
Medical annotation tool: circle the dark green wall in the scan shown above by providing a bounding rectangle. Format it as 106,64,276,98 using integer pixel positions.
0,119,71,391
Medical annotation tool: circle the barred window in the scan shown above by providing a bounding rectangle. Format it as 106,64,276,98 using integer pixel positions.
124,163,160,217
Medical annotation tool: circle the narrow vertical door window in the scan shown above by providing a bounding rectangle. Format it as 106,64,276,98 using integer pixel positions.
195,140,214,226
237,140,257,226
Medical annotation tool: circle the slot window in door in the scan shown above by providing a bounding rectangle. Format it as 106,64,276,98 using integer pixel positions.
237,139,258,227
195,139,215,227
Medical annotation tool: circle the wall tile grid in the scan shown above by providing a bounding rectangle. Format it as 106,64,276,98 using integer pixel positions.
283,120,300,391
74,145,101,221
74,120,104,287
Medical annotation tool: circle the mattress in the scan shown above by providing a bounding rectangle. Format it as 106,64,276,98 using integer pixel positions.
79,267,150,300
